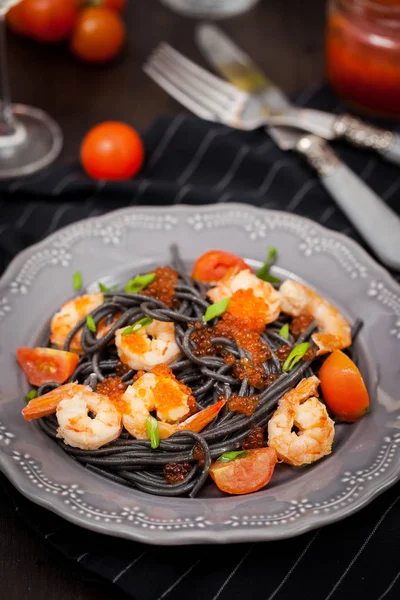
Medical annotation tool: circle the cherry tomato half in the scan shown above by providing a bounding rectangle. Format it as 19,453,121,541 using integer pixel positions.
209,447,277,495
70,6,125,63
192,250,250,283
22,0,77,42
80,121,144,180
319,350,370,422
17,347,79,386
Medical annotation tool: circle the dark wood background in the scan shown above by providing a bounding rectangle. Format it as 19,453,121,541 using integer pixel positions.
1,0,325,597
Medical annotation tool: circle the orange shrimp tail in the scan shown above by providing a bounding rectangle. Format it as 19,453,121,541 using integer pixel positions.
177,398,226,433
157,399,226,440
22,383,88,421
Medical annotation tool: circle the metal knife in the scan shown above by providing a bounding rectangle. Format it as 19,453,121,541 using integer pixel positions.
196,24,400,269
196,23,400,167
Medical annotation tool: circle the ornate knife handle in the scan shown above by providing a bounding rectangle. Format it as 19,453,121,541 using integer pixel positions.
294,134,400,270
333,114,400,166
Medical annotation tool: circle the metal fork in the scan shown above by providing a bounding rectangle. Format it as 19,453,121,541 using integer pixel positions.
143,43,400,269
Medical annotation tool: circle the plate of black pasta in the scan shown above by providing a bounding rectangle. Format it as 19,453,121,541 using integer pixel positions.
1,204,399,544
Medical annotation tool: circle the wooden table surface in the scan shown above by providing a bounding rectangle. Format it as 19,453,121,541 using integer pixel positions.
1,0,325,597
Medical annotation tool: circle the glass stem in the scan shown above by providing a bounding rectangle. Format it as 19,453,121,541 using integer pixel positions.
0,13,16,136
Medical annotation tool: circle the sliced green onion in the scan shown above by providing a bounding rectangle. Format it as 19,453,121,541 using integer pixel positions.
124,273,156,293
98,282,110,292
146,416,160,449
216,450,249,463
73,271,82,291
279,323,290,340
121,317,153,336
204,298,230,323
282,342,310,373
256,246,281,283
86,315,97,333
25,389,37,402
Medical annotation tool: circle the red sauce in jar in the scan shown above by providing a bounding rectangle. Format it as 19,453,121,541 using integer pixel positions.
326,0,400,119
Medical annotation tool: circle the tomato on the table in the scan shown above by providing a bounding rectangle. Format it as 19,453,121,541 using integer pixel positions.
80,121,144,180
192,250,250,283
70,6,125,63
209,447,277,495
21,0,77,42
319,350,370,422
7,2,27,36
16,347,79,386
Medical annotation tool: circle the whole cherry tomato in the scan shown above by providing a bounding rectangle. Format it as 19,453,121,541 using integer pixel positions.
7,2,27,36
21,0,77,42
192,250,250,283
81,122,144,180
319,350,370,422
70,6,125,63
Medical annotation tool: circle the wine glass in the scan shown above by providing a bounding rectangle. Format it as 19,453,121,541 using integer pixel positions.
0,0,63,179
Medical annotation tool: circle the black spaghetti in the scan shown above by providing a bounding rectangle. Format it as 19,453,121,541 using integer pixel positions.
21,245,363,498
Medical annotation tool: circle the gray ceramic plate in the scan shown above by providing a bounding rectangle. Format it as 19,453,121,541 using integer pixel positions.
1,203,400,545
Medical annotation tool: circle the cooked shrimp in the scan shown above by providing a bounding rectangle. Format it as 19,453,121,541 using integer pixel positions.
267,376,334,466
56,389,122,450
280,280,351,355
120,365,225,440
22,383,90,421
50,293,104,353
208,267,281,324
115,319,180,371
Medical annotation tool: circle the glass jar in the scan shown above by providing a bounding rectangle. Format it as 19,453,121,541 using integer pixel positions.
160,0,261,19
326,0,400,119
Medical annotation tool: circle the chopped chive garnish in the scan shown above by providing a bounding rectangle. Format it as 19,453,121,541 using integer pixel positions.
256,246,281,283
73,271,82,290
121,317,153,336
98,282,110,292
25,389,37,402
124,273,156,293
86,315,97,333
217,450,249,463
204,298,230,323
146,416,160,449
279,323,290,340
282,342,310,373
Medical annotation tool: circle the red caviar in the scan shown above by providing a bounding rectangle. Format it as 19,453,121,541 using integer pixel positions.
144,266,179,308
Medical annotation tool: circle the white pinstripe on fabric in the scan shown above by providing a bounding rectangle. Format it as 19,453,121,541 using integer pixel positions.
44,531,56,539
177,128,230,185
15,204,37,229
377,568,400,600
214,145,250,191
286,179,318,211
147,114,186,171
7,169,51,192
211,545,254,600
41,204,73,238
173,184,191,204
129,179,151,205
324,493,400,600
255,159,290,198
360,157,377,181
319,205,337,225
77,551,89,563
51,172,85,195
156,559,201,599
382,176,400,201
266,532,319,600
112,550,147,584
217,191,232,204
